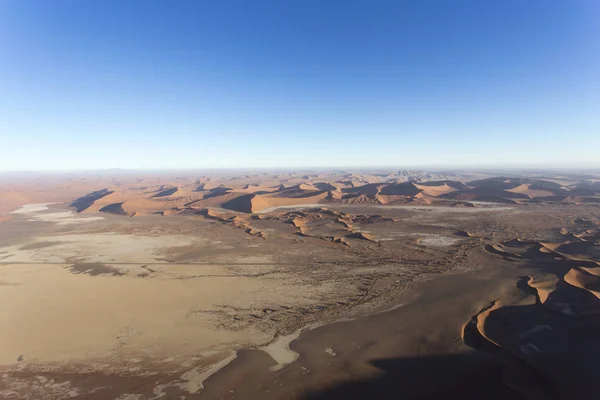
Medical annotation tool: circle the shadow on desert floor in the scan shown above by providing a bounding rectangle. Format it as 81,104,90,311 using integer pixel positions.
301,352,554,400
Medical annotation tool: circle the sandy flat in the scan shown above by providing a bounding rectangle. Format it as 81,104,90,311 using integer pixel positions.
10,203,56,214
1,170,599,399
0,233,204,264
0,264,276,364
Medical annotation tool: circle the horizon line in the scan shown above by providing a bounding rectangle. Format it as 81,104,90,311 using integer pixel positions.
2,165,600,174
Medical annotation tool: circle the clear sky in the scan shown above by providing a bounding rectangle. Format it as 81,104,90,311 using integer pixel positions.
1,0,598,171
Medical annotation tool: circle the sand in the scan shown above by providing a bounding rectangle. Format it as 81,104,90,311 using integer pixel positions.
0,264,273,364
10,203,56,214
199,262,535,399
10,203,105,225
2,171,590,220
506,183,555,198
414,182,458,196
0,169,599,399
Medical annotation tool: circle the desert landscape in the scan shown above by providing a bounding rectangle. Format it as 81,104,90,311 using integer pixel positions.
0,169,599,399
3,0,597,397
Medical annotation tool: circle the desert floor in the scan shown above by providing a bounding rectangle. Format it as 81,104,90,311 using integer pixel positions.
0,171,599,399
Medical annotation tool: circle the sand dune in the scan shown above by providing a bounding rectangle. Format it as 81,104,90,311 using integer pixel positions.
188,191,250,210
70,188,115,212
414,182,459,196
485,235,600,264
249,208,396,247
506,183,554,198
555,242,600,260
2,169,600,399
465,221,600,399
378,182,422,196
0,183,99,217
439,177,591,203
311,182,338,191
55,172,600,219
0,191,38,215
151,187,179,197
248,190,331,213
97,202,127,215
526,275,559,303
342,183,382,198
564,267,600,299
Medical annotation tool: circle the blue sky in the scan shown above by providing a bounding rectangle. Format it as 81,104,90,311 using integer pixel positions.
1,0,598,171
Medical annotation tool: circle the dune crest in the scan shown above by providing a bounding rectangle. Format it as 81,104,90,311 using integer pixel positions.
55,172,600,219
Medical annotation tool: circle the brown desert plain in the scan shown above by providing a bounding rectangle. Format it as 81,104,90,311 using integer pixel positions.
1,169,600,399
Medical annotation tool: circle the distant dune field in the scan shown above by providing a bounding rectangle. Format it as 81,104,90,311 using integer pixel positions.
1,171,587,219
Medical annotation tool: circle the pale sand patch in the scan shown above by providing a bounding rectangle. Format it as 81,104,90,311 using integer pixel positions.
9,203,104,225
379,232,463,247
0,230,337,385
10,203,56,214
324,347,337,356
0,233,203,264
260,314,362,372
418,235,463,247
262,330,303,371
24,211,104,225
0,261,339,394
0,264,276,365
177,352,237,393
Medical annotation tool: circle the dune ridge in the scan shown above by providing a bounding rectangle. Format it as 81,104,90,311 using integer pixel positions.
58,172,600,218
464,219,600,398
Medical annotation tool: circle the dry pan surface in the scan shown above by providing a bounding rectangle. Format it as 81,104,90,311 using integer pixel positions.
0,170,599,399
0,200,488,398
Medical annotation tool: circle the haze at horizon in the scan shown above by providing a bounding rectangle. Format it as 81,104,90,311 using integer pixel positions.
1,0,598,171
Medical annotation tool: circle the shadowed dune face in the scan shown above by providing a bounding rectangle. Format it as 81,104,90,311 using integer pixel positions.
69,189,113,212
463,285,600,399
414,181,460,196
468,219,600,399
302,353,534,400
150,187,178,197
442,186,531,201
221,193,255,213
342,183,382,198
59,172,600,216
378,182,422,196
198,200,598,400
98,202,127,215
312,182,338,191
440,177,579,203
200,185,232,199
564,267,600,298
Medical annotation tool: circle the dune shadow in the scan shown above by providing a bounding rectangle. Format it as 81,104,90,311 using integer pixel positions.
70,188,113,212
301,352,537,399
